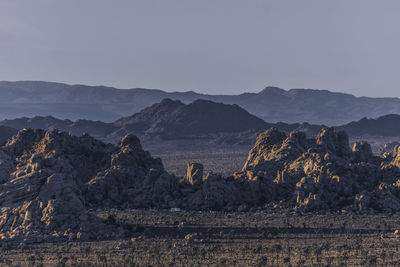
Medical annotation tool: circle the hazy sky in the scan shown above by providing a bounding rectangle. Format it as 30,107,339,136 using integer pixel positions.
1,1,400,96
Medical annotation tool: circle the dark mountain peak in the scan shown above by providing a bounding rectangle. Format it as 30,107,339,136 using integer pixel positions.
114,98,185,128
191,99,219,105
140,98,185,113
259,86,287,95
378,114,400,120
188,99,238,110
158,98,184,107
115,99,270,138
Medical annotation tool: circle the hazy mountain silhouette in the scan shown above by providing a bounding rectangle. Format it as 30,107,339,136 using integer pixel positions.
2,81,400,124
1,97,400,145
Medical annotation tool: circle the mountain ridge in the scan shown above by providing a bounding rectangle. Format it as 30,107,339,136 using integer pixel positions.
1,81,400,124
1,98,400,147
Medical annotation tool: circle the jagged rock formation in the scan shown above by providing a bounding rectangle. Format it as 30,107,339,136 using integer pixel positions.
0,128,178,242
234,127,400,212
86,134,179,208
2,127,400,242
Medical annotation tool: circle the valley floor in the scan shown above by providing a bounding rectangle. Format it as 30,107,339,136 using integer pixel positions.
2,210,400,266
145,140,252,176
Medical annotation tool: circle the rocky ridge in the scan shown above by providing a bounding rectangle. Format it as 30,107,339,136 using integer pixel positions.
1,127,400,242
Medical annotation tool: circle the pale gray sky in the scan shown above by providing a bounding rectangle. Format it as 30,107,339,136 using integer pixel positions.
0,0,399,96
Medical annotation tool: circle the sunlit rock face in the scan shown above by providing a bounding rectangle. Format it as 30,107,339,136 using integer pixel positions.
183,163,204,186
0,129,178,242
235,127,400,212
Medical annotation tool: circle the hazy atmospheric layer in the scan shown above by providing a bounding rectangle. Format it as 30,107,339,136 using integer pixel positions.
1,0,400,97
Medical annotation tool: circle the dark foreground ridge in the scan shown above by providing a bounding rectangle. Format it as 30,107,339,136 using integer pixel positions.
1,127,400,242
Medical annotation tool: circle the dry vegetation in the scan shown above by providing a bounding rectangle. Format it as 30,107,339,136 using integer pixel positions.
2,210,400,266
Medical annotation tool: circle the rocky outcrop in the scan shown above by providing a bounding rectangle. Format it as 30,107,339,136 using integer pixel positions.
184,173,242,210
183,163,204,186
86,134,179,209
0,128,178,242
352,141,373,162
391,146,400,168
235,127,400,212
2,126,400,242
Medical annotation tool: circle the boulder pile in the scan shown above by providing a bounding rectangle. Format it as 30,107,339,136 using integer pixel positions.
234,127,400,212
2,127,400,242
0,129,178,242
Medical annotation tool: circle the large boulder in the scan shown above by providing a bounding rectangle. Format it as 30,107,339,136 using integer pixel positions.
352,141,373,162
187,173,241,210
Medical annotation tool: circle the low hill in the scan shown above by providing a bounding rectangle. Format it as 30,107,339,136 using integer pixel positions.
338,114,400,137
116,99,272,139
0,116,117,141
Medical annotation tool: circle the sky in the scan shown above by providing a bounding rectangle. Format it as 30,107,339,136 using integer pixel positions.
0,0,400,97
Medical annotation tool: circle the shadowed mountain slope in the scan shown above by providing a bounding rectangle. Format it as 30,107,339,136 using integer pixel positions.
115,99,272,138
337,114,400,137
0,99,281,143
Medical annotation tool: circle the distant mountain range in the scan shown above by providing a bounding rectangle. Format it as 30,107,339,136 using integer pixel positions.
1,81,400,125
0,99,274,144
1,97,400,146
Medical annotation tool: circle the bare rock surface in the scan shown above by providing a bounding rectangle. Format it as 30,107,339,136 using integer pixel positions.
2,127,400,242
0,128,177,242
235,127,400,212
183,163,204,186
